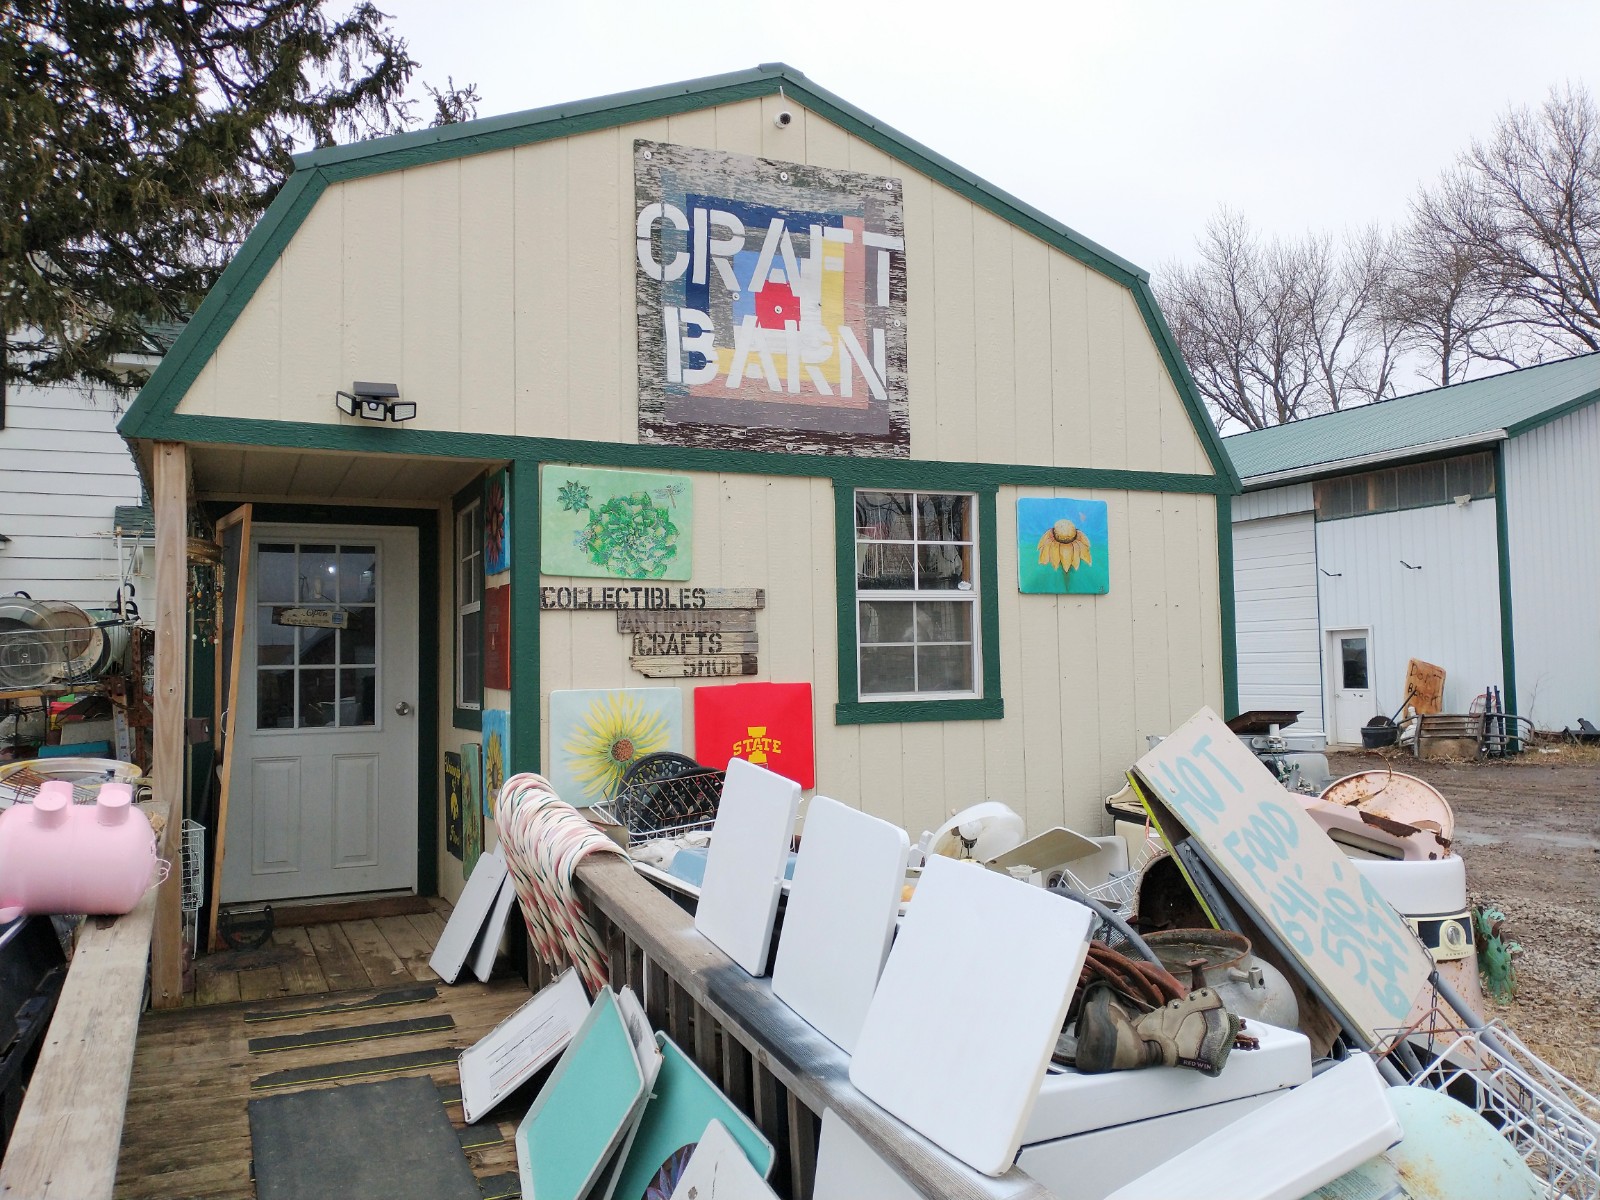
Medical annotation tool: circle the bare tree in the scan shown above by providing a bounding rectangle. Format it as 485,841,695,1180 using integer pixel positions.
1158,209,1403,431
1387,215,1523,386
1412,84,1600,359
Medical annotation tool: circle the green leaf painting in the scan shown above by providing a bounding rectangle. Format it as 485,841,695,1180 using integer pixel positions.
540,466,694,580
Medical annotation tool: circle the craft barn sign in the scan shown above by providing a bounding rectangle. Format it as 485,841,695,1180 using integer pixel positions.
634,139,909,458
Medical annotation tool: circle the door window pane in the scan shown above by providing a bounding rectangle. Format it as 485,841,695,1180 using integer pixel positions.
340,608,376,665
257,608,295,666
339,668,377,727
299,620,338,665
1341,637,1369,689
299,669,336,727
299,545,338,603
257,544,297,603
258,669,295,728
339,546,377,603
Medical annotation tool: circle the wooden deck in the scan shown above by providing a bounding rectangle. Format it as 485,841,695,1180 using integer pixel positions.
115,905,531,1200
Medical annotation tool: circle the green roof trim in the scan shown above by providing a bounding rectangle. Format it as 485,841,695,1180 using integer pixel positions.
118,64,1235,488
1225,352,1600,483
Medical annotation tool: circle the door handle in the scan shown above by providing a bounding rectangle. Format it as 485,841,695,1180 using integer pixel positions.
395,701,414,717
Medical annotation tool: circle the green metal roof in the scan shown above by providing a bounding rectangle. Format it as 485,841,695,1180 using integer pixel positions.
1224,352,1600,483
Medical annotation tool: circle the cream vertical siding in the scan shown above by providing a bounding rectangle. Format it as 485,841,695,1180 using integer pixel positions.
173,100,1216,478
1505,405,1600,731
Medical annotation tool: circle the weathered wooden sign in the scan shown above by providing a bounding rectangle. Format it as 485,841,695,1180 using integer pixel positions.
631,631,758,657
1133,708,1433,1044
540,585,764,611
616,610,757,634
630,654,758,679
272,606,347,629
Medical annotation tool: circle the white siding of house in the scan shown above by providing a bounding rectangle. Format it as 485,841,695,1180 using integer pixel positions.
0,382,145,609
1233,512,1323,734
1233,483,1314,522
1315,502,1502,730
1504,402,1600,730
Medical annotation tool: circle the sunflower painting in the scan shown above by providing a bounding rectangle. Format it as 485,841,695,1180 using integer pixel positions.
481,708,510,819
548,688,684,807
539,466,693,580
1017,497,1110,594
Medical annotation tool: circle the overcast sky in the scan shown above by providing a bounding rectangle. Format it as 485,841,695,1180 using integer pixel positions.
384,0,1600,279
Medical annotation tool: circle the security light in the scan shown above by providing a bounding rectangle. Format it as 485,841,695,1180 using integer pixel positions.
334,381,413,423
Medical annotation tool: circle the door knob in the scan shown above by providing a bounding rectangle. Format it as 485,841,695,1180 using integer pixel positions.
395,701,414,717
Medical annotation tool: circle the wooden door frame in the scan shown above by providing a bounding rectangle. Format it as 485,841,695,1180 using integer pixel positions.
202,501,440,898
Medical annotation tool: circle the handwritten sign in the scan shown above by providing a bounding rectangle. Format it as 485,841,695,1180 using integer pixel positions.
1133,707,1432,1043
539,585,764,611
616,609,757,634
630,654,757,679
630,631,757,657
272,606,347,629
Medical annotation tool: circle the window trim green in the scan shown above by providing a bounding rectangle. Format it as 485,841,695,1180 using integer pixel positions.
834,481,1003,725
451,475,484,730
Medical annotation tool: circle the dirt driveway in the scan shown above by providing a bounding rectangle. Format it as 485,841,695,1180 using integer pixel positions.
1327,747,1600,1093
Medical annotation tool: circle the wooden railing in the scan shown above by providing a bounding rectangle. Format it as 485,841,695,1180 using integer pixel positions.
566,857,1054,1200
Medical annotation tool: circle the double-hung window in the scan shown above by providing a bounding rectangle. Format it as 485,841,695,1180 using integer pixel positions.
853,489,980,700
454,487,484,726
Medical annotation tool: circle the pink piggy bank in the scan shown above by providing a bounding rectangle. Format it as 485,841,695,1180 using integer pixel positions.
0,780,166,922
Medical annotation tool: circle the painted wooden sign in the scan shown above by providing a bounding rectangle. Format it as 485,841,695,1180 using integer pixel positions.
540,465,693,581
616,609,757,634
540,585,764,611
482,709,509,820
461,742,483,875
630,654,758,679
444,750,464,860
548,688,683,806
1404,658,1446,715
483,584,511,690
485,469,510,576
634,139,908,458
631,631,757,657
271,606,348,628
1018,497,1110,595
1133,707,1432,1044
694,682,815,788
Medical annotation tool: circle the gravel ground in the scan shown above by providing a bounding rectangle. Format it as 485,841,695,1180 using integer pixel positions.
1327,746,1600,1095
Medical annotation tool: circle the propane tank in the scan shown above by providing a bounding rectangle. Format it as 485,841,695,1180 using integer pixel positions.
0,780,165,922
1143,929,1300,1030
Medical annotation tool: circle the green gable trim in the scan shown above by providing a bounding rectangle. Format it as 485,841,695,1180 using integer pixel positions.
119,64,1235,489
1215,492,1239,719
833,480,1004,726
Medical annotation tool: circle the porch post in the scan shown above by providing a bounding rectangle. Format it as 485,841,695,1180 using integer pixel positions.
150,440,188,1008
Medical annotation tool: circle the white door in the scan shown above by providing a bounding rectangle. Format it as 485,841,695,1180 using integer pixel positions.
221,525,420,902
1327,629,1376,745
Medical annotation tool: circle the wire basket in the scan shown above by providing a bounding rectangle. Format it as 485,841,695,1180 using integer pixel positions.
180,819,205,955
1413,1019,1600,1199
599,752,725,846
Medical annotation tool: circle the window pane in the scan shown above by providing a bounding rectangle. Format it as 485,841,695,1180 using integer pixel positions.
856,491,913,540
338,668,376,727
257,607,295,666
859,600,915,644
918,544,972,590
299,669,336,727
257,670,296,729
257,544,297,603
339,546,376,603
860,646,916,695
916,494,971,542
916,601,973,643
459,614,481,704
299,545,338,603
300,619,337,665
857,543,915,590
340,607,376,665
918,644,974,693
1341,638,1368,689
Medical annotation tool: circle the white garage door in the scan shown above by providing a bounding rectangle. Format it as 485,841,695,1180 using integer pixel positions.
1234,512,1323,735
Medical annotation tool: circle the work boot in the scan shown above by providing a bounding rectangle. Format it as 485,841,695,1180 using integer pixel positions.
1074,982,1242,1077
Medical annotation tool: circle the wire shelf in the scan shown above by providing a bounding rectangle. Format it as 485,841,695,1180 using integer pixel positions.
180,819,205,955
595,752,725,846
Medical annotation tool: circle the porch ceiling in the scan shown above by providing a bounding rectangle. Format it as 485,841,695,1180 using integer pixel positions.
189,445,489,505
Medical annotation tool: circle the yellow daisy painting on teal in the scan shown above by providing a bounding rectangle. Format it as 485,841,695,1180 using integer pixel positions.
549,688,684,806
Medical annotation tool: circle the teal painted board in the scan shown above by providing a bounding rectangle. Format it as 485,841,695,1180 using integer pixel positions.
540,466,694,580
1017,496,1109,594
515,988,645,1200
609,1034,774,1200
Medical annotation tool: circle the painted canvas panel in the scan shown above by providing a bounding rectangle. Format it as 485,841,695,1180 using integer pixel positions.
484,469,511,577
1017,497,1110,595
462,741,483,875
547,688,684,807
635,139,908,458
482,708,510,821
539,466,693,581
694,682,815,789
444,751,464,860
483,584,511,690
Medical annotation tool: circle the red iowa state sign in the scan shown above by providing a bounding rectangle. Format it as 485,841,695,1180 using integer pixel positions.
694,682,815,788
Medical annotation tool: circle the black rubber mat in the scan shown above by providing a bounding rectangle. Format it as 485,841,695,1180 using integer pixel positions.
248,1014,454,1054
249,1075,479,1200
438,1081,463,1104
244,985,439,1023
478,1173,519,1199
456,1121,503,1150
250,1045,463,1090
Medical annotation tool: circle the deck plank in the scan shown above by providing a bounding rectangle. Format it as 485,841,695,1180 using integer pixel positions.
235,966,288,1002
372,914,442,982
340,918,415,987
270,926,328,995
193,967,242,1007
305,921,374,992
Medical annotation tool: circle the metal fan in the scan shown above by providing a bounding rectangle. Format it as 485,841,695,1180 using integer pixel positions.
0,597,66,688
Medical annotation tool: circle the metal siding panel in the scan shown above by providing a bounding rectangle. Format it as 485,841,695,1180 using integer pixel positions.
1505,405,1600,729
1233,513,1323,733
1234,484,1315,521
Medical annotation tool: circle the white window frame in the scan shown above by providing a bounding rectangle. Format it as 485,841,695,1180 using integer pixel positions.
853,488,981,702
455,496,483,714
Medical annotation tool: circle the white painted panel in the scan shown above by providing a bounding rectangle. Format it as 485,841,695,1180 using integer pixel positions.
1505,404,1600,730
331,753,380,868
1316,502,1502,727
1233,484,1315,522
251,758,302,875
1233,513,1323,733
